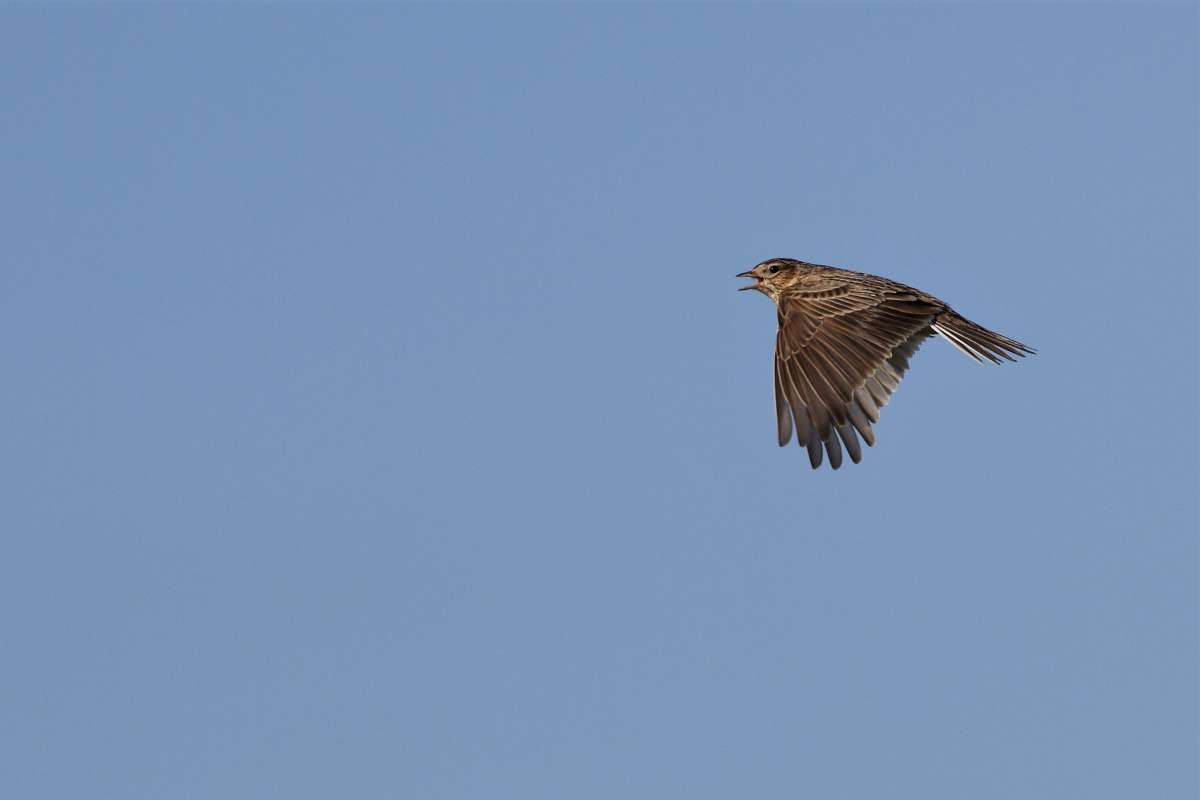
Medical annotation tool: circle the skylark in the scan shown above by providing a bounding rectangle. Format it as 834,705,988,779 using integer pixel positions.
738,258,1034,469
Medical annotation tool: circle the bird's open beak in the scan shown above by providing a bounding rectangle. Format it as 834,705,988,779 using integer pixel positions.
736,271,760,291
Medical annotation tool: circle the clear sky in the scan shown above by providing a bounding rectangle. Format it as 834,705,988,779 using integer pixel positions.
2,5,1196,799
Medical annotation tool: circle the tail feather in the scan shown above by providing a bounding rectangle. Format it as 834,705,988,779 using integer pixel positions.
931,312,1035,364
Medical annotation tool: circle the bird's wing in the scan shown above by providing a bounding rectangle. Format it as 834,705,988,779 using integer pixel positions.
773,273,940,469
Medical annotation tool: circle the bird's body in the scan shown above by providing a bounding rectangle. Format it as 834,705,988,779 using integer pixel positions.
737,258,1034,469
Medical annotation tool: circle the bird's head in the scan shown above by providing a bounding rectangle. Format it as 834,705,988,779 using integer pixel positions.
737,258,803,301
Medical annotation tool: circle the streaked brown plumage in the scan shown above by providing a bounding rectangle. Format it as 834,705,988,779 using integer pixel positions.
737,257,1034,469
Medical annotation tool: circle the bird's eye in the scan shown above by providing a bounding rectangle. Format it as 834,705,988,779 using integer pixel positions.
767,265,780,274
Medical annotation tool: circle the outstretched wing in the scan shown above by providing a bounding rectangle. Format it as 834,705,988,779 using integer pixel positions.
773,272,940,469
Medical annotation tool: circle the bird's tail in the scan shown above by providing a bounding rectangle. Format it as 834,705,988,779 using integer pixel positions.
931,312,1035,364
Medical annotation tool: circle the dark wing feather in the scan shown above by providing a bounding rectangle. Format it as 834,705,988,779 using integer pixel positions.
773,358,793,447
773,270,939,469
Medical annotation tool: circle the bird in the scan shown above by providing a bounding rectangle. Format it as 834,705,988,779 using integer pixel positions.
737,257,1034,469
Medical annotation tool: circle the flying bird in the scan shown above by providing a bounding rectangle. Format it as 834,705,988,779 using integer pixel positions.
738,257,1034,469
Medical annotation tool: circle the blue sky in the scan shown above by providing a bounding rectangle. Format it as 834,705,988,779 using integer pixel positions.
2,5,1196,798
